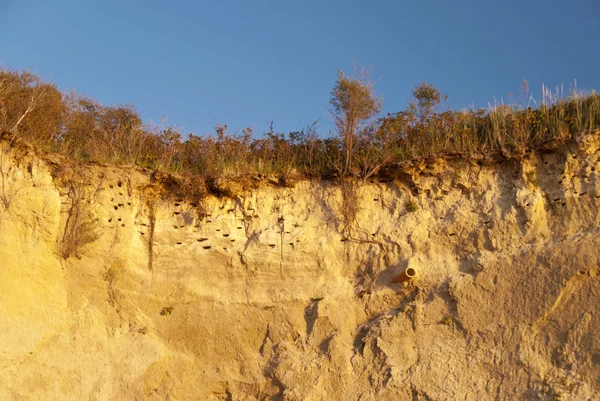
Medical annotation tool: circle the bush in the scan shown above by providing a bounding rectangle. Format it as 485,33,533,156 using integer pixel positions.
1,67,599,187
59,183,100,259
0,69,65,147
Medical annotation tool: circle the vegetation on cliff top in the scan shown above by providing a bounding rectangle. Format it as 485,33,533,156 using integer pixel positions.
1,67,599,184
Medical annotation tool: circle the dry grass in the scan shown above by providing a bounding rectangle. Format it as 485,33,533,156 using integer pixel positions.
103,260,123,310
0,142,20,210
146,201,156,271
1,68,599,187
59,183,99,259
340,178,361,234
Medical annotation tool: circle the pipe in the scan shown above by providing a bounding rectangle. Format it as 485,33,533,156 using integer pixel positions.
392,267,417,283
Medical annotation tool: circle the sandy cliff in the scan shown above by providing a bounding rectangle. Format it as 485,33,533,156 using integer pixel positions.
0,132,599,400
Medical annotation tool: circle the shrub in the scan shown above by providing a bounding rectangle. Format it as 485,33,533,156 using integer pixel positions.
0,69,65,147
59,183,100,259
1,67,599,187
103,260,123,309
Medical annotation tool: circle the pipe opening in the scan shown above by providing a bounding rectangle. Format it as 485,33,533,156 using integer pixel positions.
391,267,417,284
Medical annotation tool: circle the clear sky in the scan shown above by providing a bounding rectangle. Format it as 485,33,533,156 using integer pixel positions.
1,0,599,136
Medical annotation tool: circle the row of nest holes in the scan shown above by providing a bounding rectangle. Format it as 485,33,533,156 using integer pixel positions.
107,217,126,227
203,216,259,222
170,239,300,248
173,208,239,217
173,202,198,207
172,226,243,231
113,203,130,210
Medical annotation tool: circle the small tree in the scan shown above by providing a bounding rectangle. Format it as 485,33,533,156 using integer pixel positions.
330,67,382,176
409,82,446,123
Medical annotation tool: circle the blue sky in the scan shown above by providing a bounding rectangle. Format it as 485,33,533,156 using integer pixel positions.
1,0,599,136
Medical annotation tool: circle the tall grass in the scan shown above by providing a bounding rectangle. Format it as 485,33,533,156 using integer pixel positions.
1,68,599,187
378,86,600,160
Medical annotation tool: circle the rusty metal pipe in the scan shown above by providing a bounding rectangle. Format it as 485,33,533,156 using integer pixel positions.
392,267,417,283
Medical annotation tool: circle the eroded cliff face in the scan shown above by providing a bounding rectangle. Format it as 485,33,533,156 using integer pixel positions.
0,132,599,401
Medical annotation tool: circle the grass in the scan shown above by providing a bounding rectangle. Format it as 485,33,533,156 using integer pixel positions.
525,170,538,187
1,68,599,190
160,306,173,316
405,199,419,213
